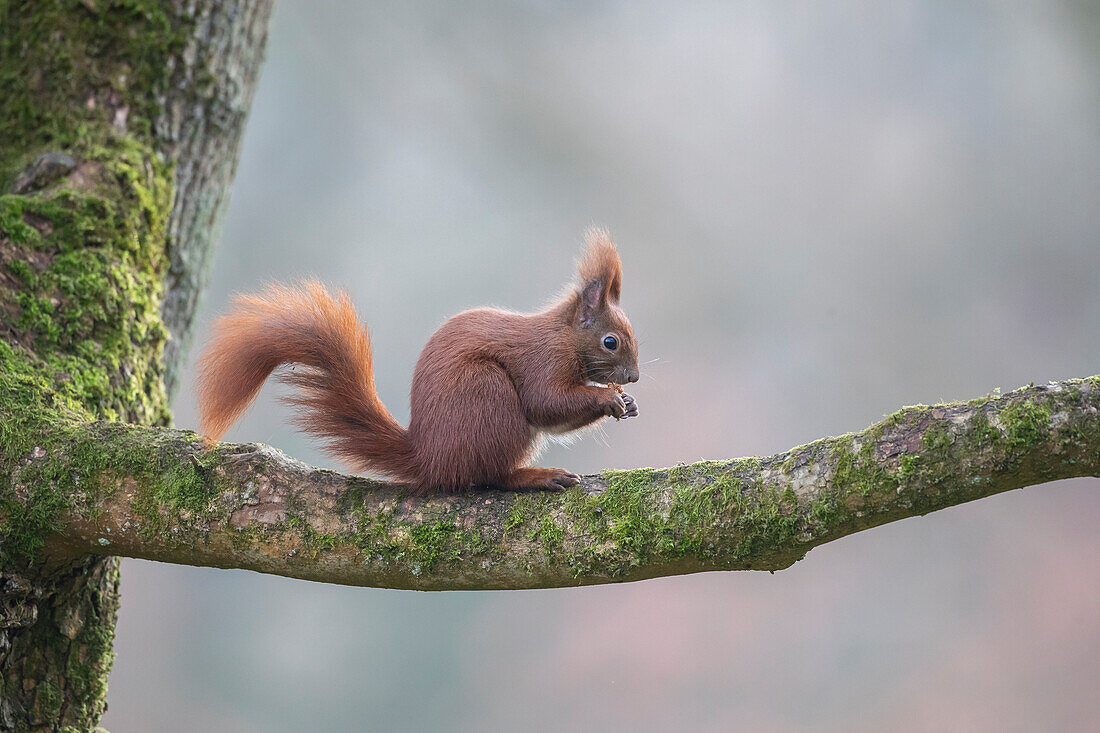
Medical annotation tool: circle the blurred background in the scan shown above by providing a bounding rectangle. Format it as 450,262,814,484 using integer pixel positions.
101,1,1099,730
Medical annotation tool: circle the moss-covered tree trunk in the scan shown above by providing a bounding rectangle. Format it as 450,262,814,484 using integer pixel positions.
0,1,272,730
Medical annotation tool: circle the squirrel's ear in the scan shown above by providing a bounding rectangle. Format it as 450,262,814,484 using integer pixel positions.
578,278,602,327
576,228,622,316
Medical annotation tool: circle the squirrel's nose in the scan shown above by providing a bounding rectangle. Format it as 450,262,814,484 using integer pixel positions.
625,368,639,384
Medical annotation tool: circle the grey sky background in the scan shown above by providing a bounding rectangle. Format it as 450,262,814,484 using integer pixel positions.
102,2,1099,730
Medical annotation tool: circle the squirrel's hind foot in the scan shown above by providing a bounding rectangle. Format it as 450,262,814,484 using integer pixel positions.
501,467,581,491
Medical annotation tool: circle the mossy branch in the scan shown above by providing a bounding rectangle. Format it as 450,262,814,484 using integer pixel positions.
6,377,1098,590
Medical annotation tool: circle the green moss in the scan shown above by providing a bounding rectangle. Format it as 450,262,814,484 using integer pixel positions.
309,491,396,558
62,563,118,725
1000,401,1051,454
36,679,63,718
0,137,172,425
594,468,661,558
883,403,933,425
403,517,492,572
550,462,814,576
898,453,918,480
728,485,801,561
501,493,565,555
406,520,462,573
968,413,1001,447
0,376,213,562
0,0,188,183
504,494,537,535
347,506,397,556
921,425,954,455
808,493,839,526
966,393,996,407
126,448,217,539
0,339,94,561
280,514,339,557
0,197,42,244
265,487,498,574
832,435,898,498
536,514,565,553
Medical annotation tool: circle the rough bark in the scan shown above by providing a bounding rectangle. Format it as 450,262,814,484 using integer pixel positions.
7,377,1098,591
159,0,274,399
0,1,272,730
0,558,119,731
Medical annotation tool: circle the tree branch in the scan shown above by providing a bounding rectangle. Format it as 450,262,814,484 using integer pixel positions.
6,376,1095,590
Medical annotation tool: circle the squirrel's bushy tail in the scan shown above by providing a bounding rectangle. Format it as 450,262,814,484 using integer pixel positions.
197,281,416,480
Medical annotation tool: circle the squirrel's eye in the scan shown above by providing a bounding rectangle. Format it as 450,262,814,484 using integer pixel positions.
603,335,618,351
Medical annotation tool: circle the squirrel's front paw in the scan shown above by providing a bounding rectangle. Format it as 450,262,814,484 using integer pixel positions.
601,391,627,419
620,392,639,419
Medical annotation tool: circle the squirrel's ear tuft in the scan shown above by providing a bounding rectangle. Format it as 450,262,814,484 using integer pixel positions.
576,227,622,309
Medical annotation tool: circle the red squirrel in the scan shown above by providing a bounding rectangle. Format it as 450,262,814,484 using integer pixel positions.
196,228,640,493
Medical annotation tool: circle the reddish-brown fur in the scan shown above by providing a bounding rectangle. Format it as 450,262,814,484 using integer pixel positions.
196,229,640,492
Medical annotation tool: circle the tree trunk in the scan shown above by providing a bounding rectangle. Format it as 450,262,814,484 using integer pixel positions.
0,1,272,730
